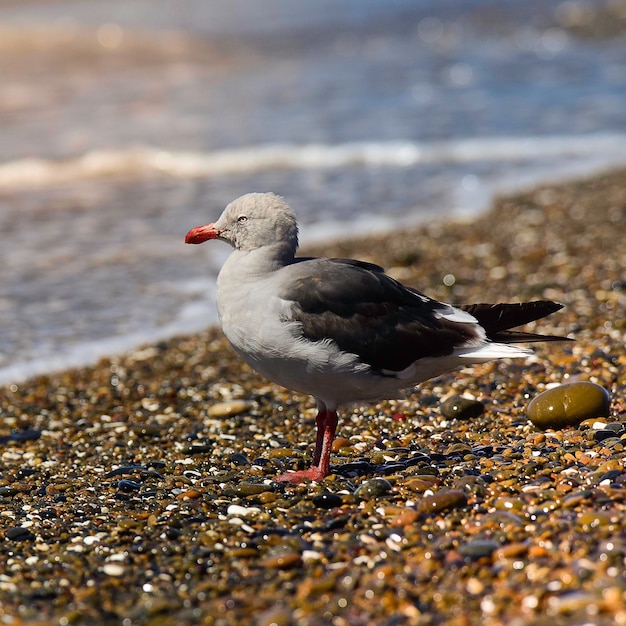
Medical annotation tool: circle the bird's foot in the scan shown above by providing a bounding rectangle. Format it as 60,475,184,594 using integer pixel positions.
275,466,328,484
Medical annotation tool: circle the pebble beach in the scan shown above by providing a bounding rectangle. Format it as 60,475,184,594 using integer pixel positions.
1,168,626,625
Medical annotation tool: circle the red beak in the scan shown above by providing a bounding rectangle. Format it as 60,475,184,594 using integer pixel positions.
185,223,220,244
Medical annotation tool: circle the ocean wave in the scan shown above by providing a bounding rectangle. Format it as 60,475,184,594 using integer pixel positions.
2,134,626,189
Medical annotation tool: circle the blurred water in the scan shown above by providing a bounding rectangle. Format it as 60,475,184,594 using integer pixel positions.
1,0,626,383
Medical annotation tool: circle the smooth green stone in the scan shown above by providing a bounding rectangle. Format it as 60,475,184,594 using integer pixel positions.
353,478,392,501
440,395,485,420
527,382,610,429
234,482,273,496
577,511,611,529
493,496,525,512
452,475,486,497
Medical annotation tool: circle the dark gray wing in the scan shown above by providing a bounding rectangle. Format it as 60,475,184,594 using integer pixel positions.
280,258,480,373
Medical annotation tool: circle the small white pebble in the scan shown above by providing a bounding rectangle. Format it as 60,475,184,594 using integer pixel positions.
302,550,322,563
522,595,539,610
359,534,377,545
385,536,403,552
480,595,496,615
227,504,260,518
140,399,160,412
466,577,484,594
102,563,125,577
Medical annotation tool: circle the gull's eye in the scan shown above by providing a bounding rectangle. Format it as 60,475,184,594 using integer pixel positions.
237,214,248,223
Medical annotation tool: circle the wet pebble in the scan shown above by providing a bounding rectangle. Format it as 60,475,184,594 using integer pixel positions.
4,526,36,541
133,423,162,438
117,517,143,531
494,542,529,560
562,490,593,508
321,517,353,536
417,489,468,514
104,465,145,478
391,508,420,526
440,396,485,420
547,591,603,614
0,428,42,444
227,504,261,518
405,475,439,492
354,478,392,501
102,563,125,577
458,539,499,559
577,511,611,529
379,463,406,475
599,468,623,483
228,546,259,559
331,436,352,451
335,460,375,477
267,448,295,459
452,475,486,497
605,422,626,434
234,481,273,497
230,452,251,466
117,479,142,492
593,429,618,442
312,492,343,509
493,497,525,512
527,382,610,429
258,491,278,504
480,510,525,527
255,606,293,626
445,442,473,456
261,550,302,569
176,489,203,500
184,442,214,454
207,400,250,417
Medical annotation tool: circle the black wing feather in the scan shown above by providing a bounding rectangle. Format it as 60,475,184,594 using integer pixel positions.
460,302,571,343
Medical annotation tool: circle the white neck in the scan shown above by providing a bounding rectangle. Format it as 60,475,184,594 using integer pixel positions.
219,242,294,285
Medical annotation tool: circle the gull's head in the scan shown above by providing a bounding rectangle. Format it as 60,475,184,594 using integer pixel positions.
185,192,299,253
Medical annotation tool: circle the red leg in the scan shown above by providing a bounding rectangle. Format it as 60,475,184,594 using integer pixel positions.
312,410,328,466
276,410,338,484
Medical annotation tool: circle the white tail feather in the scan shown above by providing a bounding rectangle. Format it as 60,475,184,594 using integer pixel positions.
456,342,533,360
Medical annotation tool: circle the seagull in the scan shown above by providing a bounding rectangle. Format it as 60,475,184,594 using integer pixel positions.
186,192,568,484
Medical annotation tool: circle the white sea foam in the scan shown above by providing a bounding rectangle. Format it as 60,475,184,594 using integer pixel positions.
2,134,626,189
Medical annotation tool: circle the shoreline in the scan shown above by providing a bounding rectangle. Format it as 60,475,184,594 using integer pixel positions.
2,150,626,389
1,167,625,625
